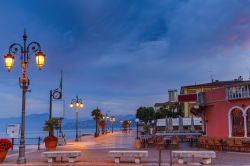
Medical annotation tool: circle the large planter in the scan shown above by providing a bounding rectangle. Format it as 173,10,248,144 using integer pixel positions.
44,137,58,150
134,139,141,149
0,150,8,163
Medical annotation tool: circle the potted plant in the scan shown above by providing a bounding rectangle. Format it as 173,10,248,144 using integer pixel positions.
0,139,12,162
122,121,129,132
43,118,60,150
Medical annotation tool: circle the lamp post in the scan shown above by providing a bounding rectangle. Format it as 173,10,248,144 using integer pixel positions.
120,120,123,130
135,118,139,139
3,30,45,164
70,96,84,142
110,116,115,133
128,120,132,131
104,113,109,134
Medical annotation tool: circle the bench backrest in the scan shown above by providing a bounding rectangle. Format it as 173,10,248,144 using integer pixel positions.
109,151,148,157
172,151,216,158
43,151,81,157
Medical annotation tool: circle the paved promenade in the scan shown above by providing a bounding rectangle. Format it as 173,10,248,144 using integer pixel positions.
2,131,250,165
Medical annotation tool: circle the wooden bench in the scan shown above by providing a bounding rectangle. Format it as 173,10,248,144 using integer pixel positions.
109,150,148,164
42,151,81,163
172,150,216,165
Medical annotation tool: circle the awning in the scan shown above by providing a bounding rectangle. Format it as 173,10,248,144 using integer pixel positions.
178,93,197,102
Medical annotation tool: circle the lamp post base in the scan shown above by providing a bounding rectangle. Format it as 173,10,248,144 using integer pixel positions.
17,157,26,164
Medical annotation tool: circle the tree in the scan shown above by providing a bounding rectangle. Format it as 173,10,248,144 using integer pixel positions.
136,107,155,123
155,104,184,119
155,107,171,119
91,108,103,137
100,120,107,134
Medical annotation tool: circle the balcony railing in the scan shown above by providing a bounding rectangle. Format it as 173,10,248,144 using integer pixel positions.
226,84,250,100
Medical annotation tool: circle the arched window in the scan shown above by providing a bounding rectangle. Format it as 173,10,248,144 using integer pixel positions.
231,108,244,137
247,109,250,137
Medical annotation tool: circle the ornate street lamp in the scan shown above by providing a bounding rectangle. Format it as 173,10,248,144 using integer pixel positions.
135,118,139,139
110,116,116,133
69,96,84,142
105,114,109,133
3,30,45,164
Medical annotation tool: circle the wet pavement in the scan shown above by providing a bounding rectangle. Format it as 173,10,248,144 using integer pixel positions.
2,131,250,165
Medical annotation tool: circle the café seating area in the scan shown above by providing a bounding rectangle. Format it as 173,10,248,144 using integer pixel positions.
139,135,199,149
139,134,250,152
198,136,250,152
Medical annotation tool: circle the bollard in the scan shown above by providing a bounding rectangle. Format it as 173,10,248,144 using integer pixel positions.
11,138,14,151
158,148,162,166
170,143,172,166
38,137,41,150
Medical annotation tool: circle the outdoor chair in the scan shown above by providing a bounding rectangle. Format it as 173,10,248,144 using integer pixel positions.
198,136,205,148
146,136,155,148
225,138,237,151
156,136,165,149
164,136,172,147
170,136,179,149
198,136,208,149
242,138,250,152
234,138,246,152
179,135,187,142
139,135,147,148
213,138,223,151
220,138,227,150
207,138,215,150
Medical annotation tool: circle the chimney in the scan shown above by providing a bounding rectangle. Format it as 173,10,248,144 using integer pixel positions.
168,89,178,102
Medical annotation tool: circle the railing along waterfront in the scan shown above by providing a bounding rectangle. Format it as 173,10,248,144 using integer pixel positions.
11,137,41,150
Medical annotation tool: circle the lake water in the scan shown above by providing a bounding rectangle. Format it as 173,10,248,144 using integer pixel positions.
0,128,121,146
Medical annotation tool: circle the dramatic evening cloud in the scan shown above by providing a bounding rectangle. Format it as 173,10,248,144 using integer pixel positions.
0,0,250,118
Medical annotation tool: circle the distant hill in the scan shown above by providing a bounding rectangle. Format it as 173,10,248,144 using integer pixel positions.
63,114,136,129
0,113,49,132
0,113,136,132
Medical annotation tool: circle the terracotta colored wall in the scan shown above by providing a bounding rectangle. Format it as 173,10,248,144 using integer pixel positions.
204,87,250,138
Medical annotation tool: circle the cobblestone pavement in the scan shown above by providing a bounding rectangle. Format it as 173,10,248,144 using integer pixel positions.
2,131,250,166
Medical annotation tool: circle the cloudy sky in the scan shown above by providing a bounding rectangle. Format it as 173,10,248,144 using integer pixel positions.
0,0,250,118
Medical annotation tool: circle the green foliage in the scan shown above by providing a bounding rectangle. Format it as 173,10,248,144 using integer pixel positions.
0,139,12,151
43,118,60,136
155,107,171,119
91,108,103,120
43,118,60,131
156,126,165,131
91,108,103,137
155,104,184,119
143,124,149,133
100,120,107,127
136,107,155,122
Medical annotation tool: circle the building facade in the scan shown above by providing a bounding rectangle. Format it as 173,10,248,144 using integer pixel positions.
154,89,178,112
179,80,249,117
198,82,250,138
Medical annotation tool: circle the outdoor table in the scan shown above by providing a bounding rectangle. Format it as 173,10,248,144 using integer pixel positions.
242,140,250,151
242,140,250,144
164,136,172,141
163,136,172,147
220,139,227,151
187,135,199,147
140,135,149,148
186,135,194,147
